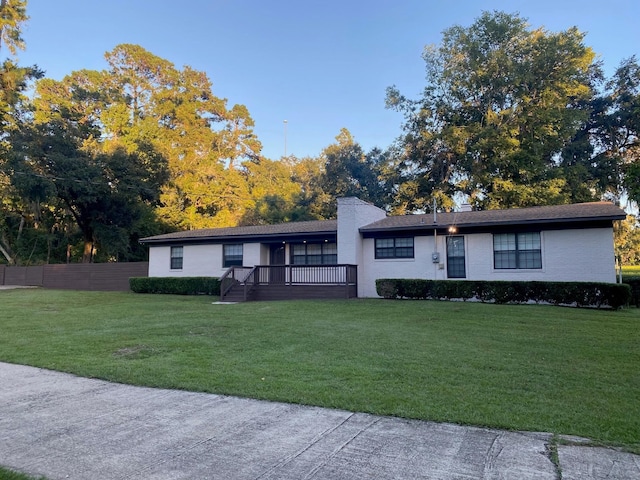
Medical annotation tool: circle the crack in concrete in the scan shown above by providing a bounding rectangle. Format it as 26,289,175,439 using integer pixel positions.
546,435,563,480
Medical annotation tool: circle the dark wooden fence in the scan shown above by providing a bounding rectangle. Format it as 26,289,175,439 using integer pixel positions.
0,262,148,291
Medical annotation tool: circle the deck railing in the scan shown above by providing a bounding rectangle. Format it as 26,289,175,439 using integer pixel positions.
221,264,357,301
220,266,256,300
254,264,357,286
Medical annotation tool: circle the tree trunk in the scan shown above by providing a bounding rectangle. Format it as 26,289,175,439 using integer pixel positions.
82,239,93,263
0,240,14,264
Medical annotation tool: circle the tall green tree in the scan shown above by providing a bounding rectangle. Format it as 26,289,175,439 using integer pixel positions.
8,114,168,262
386,11,600,210
0,0,46,264
320,128,390,216
614,215,640,265
31,44,264,233
0,0,37,129
287,155,331,218
102,44,262,229
11,60,170,262
599,57,640,204
555,56,640,206
0,0,26,55
240,158,303,225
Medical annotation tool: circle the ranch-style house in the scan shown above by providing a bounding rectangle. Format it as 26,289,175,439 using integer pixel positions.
139,197,626,301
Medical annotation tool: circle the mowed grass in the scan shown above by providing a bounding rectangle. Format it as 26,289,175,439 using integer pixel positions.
1,289,639,451
623,265,640,275
0,466,46,480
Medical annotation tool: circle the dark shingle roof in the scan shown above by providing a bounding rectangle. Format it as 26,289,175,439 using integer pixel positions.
140,219,337,244
140,202,625,244
360,202,626,233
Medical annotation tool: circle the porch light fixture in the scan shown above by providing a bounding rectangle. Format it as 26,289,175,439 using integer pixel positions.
448,226,458,234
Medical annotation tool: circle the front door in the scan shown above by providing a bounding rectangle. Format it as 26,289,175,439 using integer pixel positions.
269,244,286,284
446,236,466,278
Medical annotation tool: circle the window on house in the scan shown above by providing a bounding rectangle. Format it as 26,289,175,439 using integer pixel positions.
291,242,337,265
223,244,243,267
375,237,414,259
170,246,183,270
493,232,542,269
447,236,466,278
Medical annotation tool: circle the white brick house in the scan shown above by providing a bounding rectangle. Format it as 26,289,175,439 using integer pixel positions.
140,198,625,300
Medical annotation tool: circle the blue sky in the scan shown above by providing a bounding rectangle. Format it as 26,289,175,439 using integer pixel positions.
17,0,640,161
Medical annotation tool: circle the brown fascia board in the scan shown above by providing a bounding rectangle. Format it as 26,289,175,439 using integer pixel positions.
139,220,337,245
360,216,624,237
140,225,338,246
359,205,626,236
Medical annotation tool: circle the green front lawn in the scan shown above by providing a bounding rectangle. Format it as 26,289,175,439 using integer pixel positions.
0,466,46,480
623,265,640,275
1,289,639,451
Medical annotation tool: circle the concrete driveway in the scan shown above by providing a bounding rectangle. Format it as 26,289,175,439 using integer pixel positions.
0,362,638,479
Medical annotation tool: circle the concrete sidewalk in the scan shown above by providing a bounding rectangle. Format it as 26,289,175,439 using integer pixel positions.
0,363,638,480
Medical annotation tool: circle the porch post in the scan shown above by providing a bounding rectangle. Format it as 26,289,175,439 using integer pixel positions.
344,265,349,298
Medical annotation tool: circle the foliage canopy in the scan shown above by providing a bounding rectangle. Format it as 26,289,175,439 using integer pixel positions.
386,11,639,214
0,8,639,264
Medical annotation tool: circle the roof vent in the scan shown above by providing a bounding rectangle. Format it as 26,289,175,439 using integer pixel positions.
459,203,472,212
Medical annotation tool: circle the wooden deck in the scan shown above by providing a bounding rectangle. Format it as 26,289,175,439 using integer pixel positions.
220,265,357,302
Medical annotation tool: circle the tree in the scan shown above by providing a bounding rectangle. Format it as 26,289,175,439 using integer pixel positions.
8,113,168,262
29,44,264,234
240,158,301,224
8,60,173,263
0,174,23,263
614,215,640,265
238,155,338,225
597,57,640,204
0,0,48,264
386,11,601,210
102,44,262,229
320,128,390,216
0,0,38,129
218,104,262,169
0,0,26,55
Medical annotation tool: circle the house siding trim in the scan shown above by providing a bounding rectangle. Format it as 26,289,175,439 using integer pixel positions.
360,219,620,238
142,231,337,247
